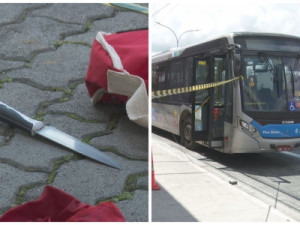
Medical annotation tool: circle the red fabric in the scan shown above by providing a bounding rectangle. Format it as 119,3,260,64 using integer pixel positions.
85,29,148,104
0,185,125,222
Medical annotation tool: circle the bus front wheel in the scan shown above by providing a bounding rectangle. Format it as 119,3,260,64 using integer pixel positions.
181,117,196,150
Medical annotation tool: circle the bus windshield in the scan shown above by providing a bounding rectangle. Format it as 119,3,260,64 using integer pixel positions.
242,54,300,112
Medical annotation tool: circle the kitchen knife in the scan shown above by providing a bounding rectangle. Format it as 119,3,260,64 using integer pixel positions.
0,102,121,169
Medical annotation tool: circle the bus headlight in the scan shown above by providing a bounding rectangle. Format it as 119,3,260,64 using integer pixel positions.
240,120,249,130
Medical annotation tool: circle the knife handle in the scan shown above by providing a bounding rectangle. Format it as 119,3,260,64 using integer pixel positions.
0,102,43,135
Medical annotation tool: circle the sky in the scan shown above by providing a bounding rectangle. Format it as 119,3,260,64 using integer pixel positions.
151,0,300,55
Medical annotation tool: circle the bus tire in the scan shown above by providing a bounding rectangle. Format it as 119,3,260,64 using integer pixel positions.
181,117,196,150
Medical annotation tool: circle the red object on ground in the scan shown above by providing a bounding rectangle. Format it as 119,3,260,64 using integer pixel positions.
85,29,148,104
0,185,125,222
152,152,160,190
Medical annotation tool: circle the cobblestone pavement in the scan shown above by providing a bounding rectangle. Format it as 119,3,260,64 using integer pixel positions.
0,3,148,222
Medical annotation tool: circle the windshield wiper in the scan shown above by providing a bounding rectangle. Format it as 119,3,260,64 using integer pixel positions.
257,51,275,75
257,51,280,97
293,55,300,81
290,66,295,97
291,55,300,97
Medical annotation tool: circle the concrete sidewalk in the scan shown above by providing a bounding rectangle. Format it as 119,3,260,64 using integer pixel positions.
152,134,293,222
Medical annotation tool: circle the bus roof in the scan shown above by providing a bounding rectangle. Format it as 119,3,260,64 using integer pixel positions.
152,32,300,64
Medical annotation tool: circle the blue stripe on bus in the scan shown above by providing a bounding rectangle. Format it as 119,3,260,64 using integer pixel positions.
251,120,300,138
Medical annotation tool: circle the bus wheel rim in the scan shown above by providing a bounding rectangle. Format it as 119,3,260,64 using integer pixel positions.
184,124,192,141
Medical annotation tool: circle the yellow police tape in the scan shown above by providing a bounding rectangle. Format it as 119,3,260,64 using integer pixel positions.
152,75,243,99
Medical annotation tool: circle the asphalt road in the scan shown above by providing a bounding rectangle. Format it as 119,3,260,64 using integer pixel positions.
153,127,300,221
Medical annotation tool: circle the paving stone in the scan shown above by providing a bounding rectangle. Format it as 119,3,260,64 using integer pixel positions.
0,82,63,117
48,83,126,121
0,122,10,146
0,137,5,146
0,135,6,146
31,3,114,24
0,4,48,26
22,185,44,203
116,190,148,222
93,11,148,33
0,16,82,60
0,60,24,72
137,175,148,187
3,44,91,88
0,163,47,208
52,155,147,205
0,132,71,171
66,11,148,45
91,117,148,159
43,114,106,139
0,122,8,136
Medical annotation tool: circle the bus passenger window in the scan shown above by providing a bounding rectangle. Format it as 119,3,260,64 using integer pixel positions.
195,105,202,131
170,61,184,102
213,57,226,138
183,58,193,103
152,69,158,91
214,57,226,106
195,60,209,102
157,69,166,90
194,60,209,132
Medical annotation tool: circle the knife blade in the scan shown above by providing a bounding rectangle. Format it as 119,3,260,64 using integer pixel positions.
0,102,121,169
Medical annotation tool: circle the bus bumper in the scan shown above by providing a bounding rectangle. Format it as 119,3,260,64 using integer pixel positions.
255,137,300,152
231,128,300,153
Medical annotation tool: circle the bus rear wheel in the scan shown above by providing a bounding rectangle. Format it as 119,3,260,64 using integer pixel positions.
181,117,196,150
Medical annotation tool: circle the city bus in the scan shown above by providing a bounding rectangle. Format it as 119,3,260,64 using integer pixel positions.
152,32,300,153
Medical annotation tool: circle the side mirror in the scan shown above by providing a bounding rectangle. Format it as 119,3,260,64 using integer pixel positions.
227,44,242,76
234,54,242,76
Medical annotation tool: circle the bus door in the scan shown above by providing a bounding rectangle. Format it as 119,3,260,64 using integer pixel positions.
192,56,227,147
192,58,211,141
211,56,227,144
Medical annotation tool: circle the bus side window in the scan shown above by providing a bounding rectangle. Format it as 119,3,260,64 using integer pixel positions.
184,58,193,103
157,68,166,90
194,59,209,132
152,67,158,92
213,57,226,138
195,60,209,102
170,61,184,102
214,57,226,105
